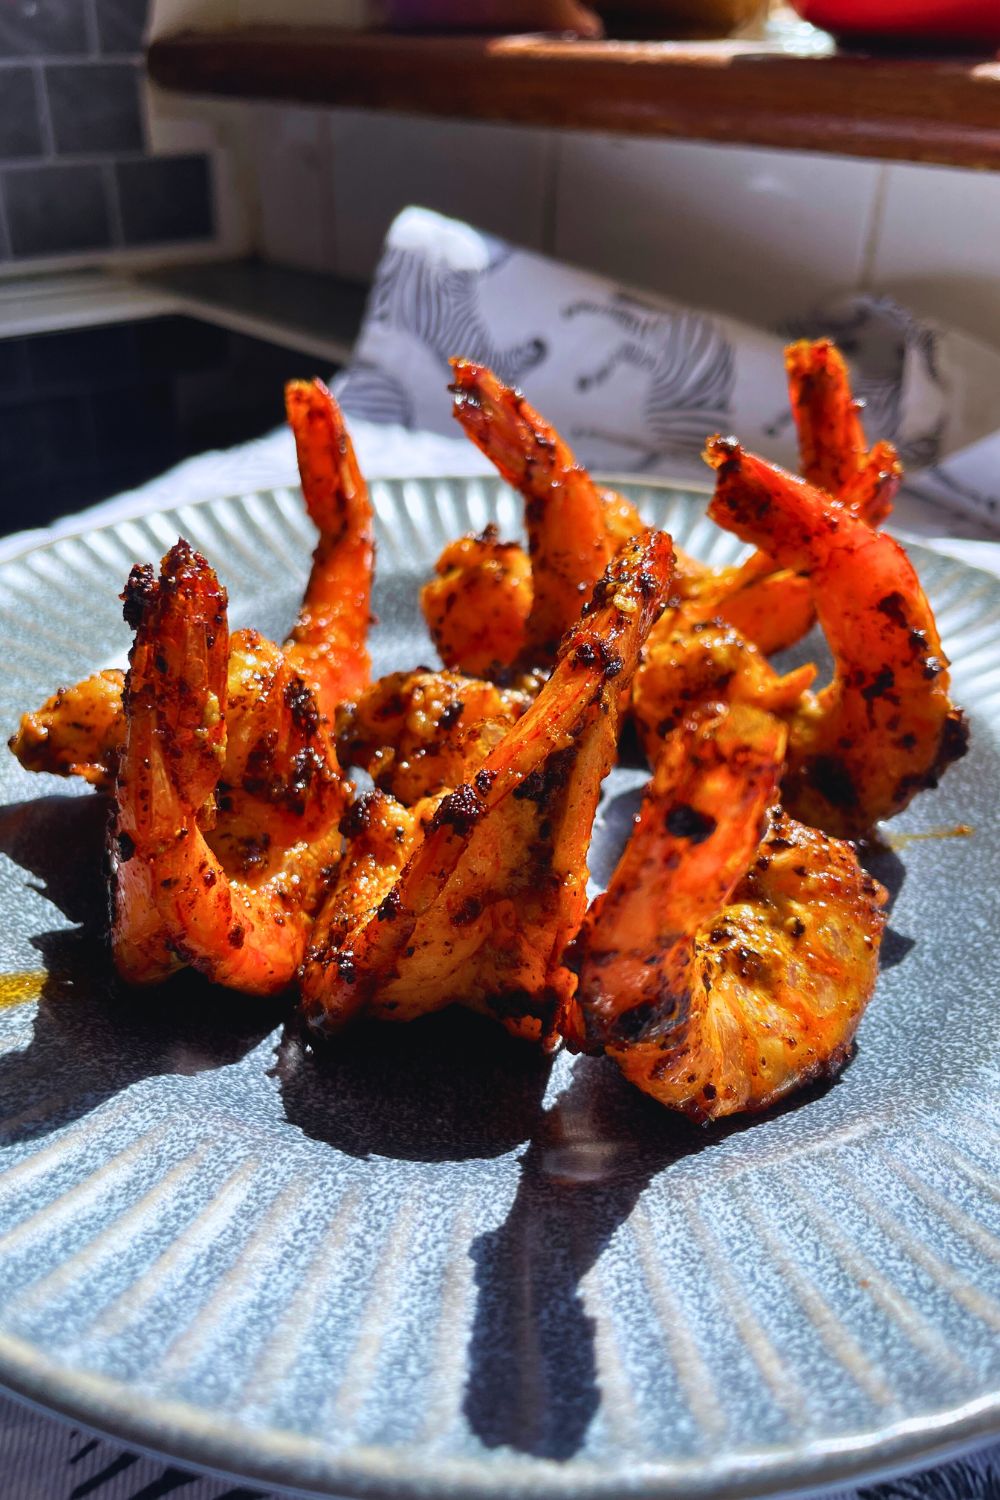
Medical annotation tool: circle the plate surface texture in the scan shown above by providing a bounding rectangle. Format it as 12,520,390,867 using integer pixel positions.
0,477,997,1500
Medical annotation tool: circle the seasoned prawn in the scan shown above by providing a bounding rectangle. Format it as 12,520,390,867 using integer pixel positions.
632,616,815,755
10,669,125,790
420,525,532,678
706,437,968,836
786,338,902,525
336,668,536,806
10,379,373,786
450,359,615,661
440,358,806,669
300,529,674,1044
284,378,375,713
565,704,887,1122
301,788,429,985
663,338,901,654
112,540,347,993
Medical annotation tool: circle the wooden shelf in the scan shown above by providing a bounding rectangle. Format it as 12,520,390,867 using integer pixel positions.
148,25,1000,171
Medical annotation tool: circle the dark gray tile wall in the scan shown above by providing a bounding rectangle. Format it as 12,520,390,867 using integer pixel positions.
0,0,215,264
0,316,325,530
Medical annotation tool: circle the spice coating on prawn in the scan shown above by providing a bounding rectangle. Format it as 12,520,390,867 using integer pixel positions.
450,358,614,661
421,526,533,678
301,529,674,1046
567,704,887,1122
111,540,348,994
336,668,535,806
705,437,967,837
9,669,125,789
785,338,901,525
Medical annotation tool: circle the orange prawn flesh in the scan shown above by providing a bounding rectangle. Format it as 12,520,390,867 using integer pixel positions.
336,668,536,807
112,541,348,994
658,337,901,657
632,617,816,758
11,380,374,790
450,359,614,661
420,526,532,678
785,338,902,527
706,438,968,837
566,705,887,1122
300,530,674,1045
284,378,376,714
9,670,125,789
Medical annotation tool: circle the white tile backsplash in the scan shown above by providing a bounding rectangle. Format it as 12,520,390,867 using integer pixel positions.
870,160,1000,349
327,111,552,282
251,104,338,274
238,100,1000,353
553,135,882,328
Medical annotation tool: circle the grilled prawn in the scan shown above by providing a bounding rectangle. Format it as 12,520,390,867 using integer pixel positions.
11,380,372,787
112,541,347,993
300,529,674,1044
786,337,902,525
566,705,887,1122
706,438,968,836
336,668,536,806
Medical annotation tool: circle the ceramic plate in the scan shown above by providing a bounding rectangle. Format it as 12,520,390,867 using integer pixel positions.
0,477,997,1500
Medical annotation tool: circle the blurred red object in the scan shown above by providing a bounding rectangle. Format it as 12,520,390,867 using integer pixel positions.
792,0,1000,45
381,0,604,33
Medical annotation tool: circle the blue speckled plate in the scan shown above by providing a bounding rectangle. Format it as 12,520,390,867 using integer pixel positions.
0,478,997,1500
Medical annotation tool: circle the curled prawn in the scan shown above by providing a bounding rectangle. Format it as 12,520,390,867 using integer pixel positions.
705,437,968,836
301,529,674,1044
658,339,901,657
284,378,375,713
336,668,536,806
10,670,125,790
112,541,347,993
447,359,618,663
10,380,373,788
566,704,887,1122
786,338,902,526
420,525,532,679
632,616,815,757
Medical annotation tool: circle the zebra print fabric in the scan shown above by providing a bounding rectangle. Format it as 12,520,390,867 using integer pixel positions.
337,206,1000,533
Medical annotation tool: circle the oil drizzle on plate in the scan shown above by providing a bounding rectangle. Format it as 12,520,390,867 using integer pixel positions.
0,971,45,1010
884,823,973,852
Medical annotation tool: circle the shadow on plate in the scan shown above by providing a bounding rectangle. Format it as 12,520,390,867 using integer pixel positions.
462,1053,848,1459
0,794,287,1146
275,1010,554,1163
0,789,898,1463
857,839,914,970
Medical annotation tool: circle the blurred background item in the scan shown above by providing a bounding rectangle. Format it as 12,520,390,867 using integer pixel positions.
592,0,770,38
790,0,1000,46
378,1,604,34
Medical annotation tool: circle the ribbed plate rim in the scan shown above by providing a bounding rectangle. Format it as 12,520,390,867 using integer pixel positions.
0,475,997,1500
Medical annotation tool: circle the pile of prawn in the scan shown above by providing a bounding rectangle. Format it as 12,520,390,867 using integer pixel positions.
10,340,968,1124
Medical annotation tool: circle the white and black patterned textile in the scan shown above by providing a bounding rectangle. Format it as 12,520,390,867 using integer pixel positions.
338,206,1000,531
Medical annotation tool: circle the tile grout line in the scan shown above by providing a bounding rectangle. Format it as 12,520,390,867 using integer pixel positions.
857,162,890,293
33,63,57,159
103,160,125,247
0,179,11,260
540,129,561,257
83,0,101,55
0,149,179,173
0,56,141,67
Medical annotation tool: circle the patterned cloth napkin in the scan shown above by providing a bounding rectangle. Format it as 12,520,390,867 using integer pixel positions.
337,206,1000,534
0,206,998,1499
